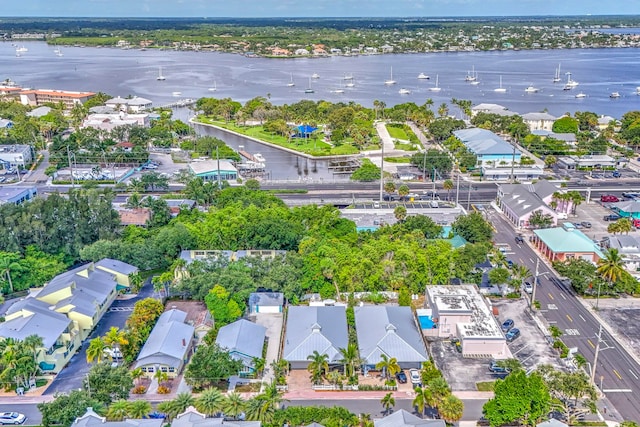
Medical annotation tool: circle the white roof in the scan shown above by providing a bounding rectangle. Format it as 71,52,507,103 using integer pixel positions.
189,160,237,174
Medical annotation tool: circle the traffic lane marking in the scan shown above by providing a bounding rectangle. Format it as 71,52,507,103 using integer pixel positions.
614,369,622,380
566,314,573,322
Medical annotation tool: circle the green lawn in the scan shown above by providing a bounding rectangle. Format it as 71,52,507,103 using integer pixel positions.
476,381,495,391
386,124,409,140
197,118,360,156
384,156,412,163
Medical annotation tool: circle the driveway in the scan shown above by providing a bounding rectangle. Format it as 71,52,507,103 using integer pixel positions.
44,277,156,394
252,313,283,384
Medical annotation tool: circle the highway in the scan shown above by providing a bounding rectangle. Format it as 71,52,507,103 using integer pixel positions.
487,208,640,422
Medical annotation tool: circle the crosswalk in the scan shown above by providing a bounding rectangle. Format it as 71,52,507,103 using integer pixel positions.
108,306,134,312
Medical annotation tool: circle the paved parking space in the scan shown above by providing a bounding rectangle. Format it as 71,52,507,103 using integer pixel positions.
571,200,636,239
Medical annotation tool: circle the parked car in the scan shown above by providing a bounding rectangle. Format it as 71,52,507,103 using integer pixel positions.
383,194,396,201
523,282,533,294
613,171,622,178
420,191,440,200
622,192,640,200
488,361,509,374
506,260,514,268
501,319,514,332
604,214,622,221
395,370,407,384
557,212,568,220
505,328,521,342
633,218,640,229
601,195,619,203
515,235,525,245
0,412,26,425
581,221,592,228
409,368,421,385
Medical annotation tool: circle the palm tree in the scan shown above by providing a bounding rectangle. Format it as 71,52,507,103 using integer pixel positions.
271,359,289,384
384,181,396,195
437,394,464,423
131,368,144,386
375,354,400,380
86,337,108,364
398,184,410,200
567,190,584,215
222,392,246,420
107,400,130,421
245,382,284,424
616,218,633,235
127,400,151,419
394,206,407,222
512,264,532,291
443,179,454,201
412,385,435,417
154,369,168,387
252,357,266,378
338,343,362,378
195,388,224,417
307,351,329,384
103,326,128,356
380,392,395,415
597,248,625,298
427,377,451,405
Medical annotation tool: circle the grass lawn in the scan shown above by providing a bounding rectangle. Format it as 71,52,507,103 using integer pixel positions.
197,118,360,156
476,381,495,391
386,124,409,140
384,156,412,163
394,142,419,151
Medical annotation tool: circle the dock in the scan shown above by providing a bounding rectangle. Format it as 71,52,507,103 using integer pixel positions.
238,150,261,163
157,98,196,109
328,158,361,174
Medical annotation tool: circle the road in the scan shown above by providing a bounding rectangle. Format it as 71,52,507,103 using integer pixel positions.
487,208,640,422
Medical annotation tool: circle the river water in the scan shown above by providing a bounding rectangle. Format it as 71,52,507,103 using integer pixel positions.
3,41,640,179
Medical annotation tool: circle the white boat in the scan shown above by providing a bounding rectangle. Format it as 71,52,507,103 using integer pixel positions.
208,80,217,91
563,72,579,90
553,64,562,83
470,72,480,85
156,67,166,81
304,77,314,94
332,89,345,94
636,87,640,95
384,67,396,85
575,92,587,98
465,66,477,82
524,85,539,93
343,73,353,80
417,72,430,79
254,153,266,163
610,91,620,98
172,91,182,97
429,74,442,92
494,76,507,93
15,46,28,53
54,47,63,57
398,88,411,95
345,81,355,88
312,73,320,79
287,73,295,87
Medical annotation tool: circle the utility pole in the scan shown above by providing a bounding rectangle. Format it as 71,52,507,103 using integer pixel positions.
379,136,384,202
432,167,436,199
467,183,472,211
591,324,603,385
510,142,516,183
456,165,460,205
67,145,74,188
422,151,427,183
216,145,221,188
531,258,539,309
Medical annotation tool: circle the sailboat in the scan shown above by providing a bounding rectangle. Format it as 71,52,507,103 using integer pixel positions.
429,75,441,92
553,64,562,83
304,77,314,94
15,46,28,53
208,80,217,92
54,47,63,57
331,79,345,94
470,71,480,85
465,66,477,82
384,67,396,85
494,76,507,93
563,72,579,90
287,73,295,87
156,67,166,81
343,73,353,81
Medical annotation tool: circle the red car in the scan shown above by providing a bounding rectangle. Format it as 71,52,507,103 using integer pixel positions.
601,195,619,203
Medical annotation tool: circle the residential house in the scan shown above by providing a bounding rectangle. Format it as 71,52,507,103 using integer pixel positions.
0,144,33,168
0,85,22,101
172,406,260,427
605,235,640,275
532,223,604,263
374,409,445,427
532,130,577,147
189,160,238,182
497,181,563,228
105,96,153,112
94,258,139,291
522,112,556,131
73,408,163,427
26,106,52,118
597,115,619,131
0,119,13,129
216,319,266,376
0,187,37,205
470,103,517,117
248,292,284,313
354,306,428,369
282,306,348,369
165,199,196,217
611,200,640,219
135,309,195,378
176,250,286,280
453,128,521,168
423,285,508,359
82,112,150,132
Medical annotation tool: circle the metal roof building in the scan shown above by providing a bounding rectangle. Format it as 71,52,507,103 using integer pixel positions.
354,306,427,369
73,408,163,427
374,409,445,427
282,306,348,369
453,128,521,167
216,319,266,375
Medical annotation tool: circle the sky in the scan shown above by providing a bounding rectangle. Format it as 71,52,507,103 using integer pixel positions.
1,0,639,18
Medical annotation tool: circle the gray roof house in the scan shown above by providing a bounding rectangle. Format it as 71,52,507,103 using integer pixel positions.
73,408,163,427
374,409,445,427
497,181,561,228
216,319,266,375
355,306,428,369
172,406,260,427
283,306,348,369
248,292,284,313
135,309,195,378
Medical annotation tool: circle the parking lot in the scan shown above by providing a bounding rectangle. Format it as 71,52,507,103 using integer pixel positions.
431,298,563,391
569,198,637,240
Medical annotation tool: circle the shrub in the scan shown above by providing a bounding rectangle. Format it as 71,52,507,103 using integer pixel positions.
131,385,147,394
157,385,171,394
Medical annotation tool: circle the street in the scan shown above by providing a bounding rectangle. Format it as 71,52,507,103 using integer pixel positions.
487,207,640,423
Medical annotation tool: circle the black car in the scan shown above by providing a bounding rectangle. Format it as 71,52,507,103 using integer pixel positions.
515,235,524,244
383,194,396,201
604,214,622,221
395,370,407,384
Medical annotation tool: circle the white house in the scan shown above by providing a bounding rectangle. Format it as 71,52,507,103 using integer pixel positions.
522,112,556,131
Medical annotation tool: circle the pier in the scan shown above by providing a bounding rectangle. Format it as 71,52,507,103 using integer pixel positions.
158,98,197,109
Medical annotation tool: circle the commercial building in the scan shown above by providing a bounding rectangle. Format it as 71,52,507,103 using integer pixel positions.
611,200,640,219
105,96,153,112
282,306,348,369
497,181,562,228
189,160,238,182
355,306,428,369
470,103,517,117
481,165,544,181
19,89,95,109
0,144,33,168
423,285,508,359
0,186,37,205
532,223,604,263
453,128,521,167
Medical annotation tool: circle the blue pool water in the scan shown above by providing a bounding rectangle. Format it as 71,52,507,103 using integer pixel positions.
418,315,435,329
